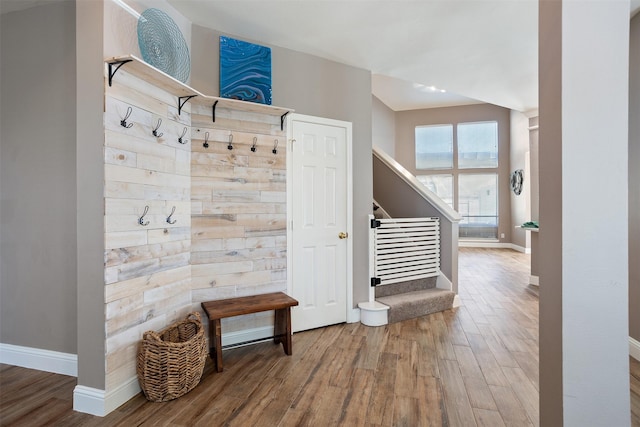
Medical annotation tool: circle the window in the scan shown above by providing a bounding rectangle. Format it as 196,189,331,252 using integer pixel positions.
416,175,454,208
415,125,453,169
458,121,498,169
458,174,498,238
415,120,500,240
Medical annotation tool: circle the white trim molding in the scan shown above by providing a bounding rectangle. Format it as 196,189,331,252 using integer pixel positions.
510,244,532,254
452,294,462,308
221,326,273,347
436,272,453,291
0,343,77,377
286,113,354,332
630,337,640,361
347,307,360,324
459,241,531,254
73,376,140,417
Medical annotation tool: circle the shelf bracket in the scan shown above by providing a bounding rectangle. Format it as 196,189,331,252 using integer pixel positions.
178,95,197,115
211,100,219,123
280,111,289,131
107,59,132,87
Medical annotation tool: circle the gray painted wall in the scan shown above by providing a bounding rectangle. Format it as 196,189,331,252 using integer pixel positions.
0,1,78,353
630,13,639,342
529,116,540,279
372,95,396,157
394,104,512,243
538,2,563,423
190,25,373,307
76,0,106,390
509,110,531,250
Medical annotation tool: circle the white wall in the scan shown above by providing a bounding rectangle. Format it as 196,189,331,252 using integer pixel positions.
539,1,631,425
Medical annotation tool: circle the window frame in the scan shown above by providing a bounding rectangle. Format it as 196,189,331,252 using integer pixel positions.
414,119,501,240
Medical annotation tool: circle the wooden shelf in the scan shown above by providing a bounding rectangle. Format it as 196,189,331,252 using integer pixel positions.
106,55,293,119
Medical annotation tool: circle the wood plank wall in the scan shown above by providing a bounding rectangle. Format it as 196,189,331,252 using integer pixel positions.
104,69,192,391
190,105,287,336
102,64,289,392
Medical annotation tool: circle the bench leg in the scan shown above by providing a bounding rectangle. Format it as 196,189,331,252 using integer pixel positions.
209,318,223,372
274,307,292,355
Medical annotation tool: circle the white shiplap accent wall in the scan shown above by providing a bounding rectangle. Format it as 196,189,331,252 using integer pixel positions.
189,105,288,335
103,68,192,393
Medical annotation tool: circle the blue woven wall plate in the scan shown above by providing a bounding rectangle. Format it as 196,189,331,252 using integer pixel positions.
220,36,272,105
137,8,190,83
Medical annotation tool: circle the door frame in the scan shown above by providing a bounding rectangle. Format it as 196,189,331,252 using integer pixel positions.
286,113,354,326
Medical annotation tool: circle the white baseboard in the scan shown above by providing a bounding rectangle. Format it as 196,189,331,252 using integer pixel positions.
510,244,532,254
459,241,531,254
436,272,453,291
347,307,360,324
73,376,140,417
529,275,539,287
452,294,462,308
221,326,274,347
0,343,77,377
631,337,640,361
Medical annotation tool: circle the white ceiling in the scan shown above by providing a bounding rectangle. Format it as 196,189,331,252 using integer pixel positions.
168,0,640,113
3,0,639,112
169,0,540,112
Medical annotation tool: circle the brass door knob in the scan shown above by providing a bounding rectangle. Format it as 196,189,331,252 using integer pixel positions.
338,232,348,239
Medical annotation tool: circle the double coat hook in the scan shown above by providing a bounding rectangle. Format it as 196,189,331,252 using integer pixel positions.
203,131,210,148
166,206,177,224
178,127,188,144
138,205,150,226
120,106,133,128
152,118,163,137
251,137,258,152
227,134,234,150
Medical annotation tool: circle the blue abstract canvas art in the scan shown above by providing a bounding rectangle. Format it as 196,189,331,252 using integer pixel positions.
220,36,272,105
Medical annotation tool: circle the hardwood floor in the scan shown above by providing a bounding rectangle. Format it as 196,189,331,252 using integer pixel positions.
0,248,637,426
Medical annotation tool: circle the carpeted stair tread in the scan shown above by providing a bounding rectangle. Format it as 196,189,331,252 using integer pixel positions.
376,288,455,323
374,276,437,298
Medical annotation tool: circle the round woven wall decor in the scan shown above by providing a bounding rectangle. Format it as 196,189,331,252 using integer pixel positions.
137,8,190,83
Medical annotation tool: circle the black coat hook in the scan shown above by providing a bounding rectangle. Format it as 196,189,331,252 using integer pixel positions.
178,127,188,144
251,136,257,152
203,131,210,148
138,205,150,226
227,133,234,150
152,118,163,137
120,106,133,128
166,206,177,224
272,139,279,154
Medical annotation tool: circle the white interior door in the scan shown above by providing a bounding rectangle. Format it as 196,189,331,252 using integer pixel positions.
288,115,351,332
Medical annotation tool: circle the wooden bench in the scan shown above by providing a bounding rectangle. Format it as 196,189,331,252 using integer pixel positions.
201,292,299,372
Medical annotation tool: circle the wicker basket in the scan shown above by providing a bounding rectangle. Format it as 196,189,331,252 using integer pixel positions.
136,312,207,402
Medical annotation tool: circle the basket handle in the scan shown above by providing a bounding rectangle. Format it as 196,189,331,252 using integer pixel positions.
142,330,163,342
187,311,202,323
141,312,202,342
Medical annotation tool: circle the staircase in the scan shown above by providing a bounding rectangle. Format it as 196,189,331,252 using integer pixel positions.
360,214,456,326
374,277,455,323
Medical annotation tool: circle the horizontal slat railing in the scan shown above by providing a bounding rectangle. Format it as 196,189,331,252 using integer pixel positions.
372,217,440,286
